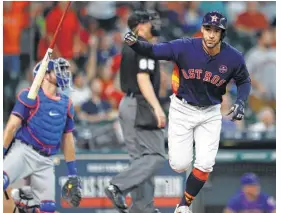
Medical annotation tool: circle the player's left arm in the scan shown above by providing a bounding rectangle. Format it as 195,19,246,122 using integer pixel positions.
61,100,77,176
61,100,82,207
227,55,251,121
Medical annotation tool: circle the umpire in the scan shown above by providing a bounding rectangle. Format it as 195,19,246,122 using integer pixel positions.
105,10,166,213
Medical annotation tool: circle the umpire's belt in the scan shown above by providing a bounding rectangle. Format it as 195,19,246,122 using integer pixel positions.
126,92,142,98
20,140,51,157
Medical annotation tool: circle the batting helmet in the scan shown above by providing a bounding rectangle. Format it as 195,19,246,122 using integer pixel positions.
202,11,227,39
33,57,71,90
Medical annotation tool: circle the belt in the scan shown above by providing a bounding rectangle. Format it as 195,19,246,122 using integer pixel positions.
21,141,51,157
126,92,142,98
175,95,209,108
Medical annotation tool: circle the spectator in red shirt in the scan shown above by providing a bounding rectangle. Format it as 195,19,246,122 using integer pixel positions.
235,2,269,34
45,2,81,71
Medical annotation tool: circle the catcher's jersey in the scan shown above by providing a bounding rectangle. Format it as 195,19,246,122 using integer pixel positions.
136,38,251,106
226,191,275,212
11,88,74,155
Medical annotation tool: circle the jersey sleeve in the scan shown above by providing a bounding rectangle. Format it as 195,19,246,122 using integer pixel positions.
233,54,251,86
233,54,252,102
131,38,185,61
12,89,37,120
226,196,240,212
137,55,156,74
64,99,75,133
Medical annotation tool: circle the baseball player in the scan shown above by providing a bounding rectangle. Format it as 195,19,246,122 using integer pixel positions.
124,11,251,213
3,58,82,213
224,173,276,213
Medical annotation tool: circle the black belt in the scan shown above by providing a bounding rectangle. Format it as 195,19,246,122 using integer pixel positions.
21,141,51,157
176,95,209,108
126,92,142,97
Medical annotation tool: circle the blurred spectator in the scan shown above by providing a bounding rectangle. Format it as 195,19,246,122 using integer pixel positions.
44,2,81,71
248,107,275,132
226,2,246,24
245,29,276,113
235,2,269,34
182,1,203,34
15,68,33,95
98,60,124,109
199,1,227,17
259,2,276,23
70,72,91,112
3,1,29,79
78,78,115,123
86,2,117,31
223,173,276,213
116,6,131,37
221,93,244,132
97,34,118,65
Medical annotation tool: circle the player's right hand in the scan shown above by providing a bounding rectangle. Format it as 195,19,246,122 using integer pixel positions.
124,31,138,46
154,107,166,128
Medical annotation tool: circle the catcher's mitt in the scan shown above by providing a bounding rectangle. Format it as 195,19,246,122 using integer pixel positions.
61,176,82,207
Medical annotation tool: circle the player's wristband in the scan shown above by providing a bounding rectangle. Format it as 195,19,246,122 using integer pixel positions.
66,161,78,176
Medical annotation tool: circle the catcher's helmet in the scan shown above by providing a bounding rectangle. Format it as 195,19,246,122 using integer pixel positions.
202,11,227,39
33,58,71,90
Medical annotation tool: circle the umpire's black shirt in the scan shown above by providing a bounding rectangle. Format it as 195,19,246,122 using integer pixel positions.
120,36,160,97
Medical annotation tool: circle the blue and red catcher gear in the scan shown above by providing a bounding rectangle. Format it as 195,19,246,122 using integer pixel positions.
33,58,72,90
202,11,227,40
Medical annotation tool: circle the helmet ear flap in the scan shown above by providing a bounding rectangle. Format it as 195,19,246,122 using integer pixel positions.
221,30,226,40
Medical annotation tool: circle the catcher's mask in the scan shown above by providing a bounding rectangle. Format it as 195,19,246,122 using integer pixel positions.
33,57,72,90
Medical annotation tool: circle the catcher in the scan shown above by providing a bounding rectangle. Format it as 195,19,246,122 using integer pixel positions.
3,58,82,213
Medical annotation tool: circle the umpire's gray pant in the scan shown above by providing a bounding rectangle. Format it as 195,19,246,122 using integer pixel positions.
110,96,166,213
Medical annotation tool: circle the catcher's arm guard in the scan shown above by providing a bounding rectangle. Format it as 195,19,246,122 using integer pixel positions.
61,176,82,207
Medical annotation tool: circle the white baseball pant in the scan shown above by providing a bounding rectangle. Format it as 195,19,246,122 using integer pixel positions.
168,94,222,173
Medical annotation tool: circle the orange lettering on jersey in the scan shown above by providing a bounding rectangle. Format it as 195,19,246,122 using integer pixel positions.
188,69,195,79
181,69,189,79
195,69,203,79
211,75,220,84
216,79,226,87
203,71,212,82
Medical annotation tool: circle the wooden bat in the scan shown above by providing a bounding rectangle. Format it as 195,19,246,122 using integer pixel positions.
27,1,72,100
4,190,9,200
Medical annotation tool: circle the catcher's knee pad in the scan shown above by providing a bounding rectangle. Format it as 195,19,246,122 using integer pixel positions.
40,201,56,213
3,171,9,190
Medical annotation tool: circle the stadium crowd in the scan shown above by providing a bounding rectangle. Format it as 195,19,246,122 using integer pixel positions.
3,1,276,149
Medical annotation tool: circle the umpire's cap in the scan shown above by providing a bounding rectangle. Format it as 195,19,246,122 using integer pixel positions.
127,10,151,30
202,11,227,30
240,173,260,186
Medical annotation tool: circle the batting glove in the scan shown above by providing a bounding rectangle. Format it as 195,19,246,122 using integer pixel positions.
226,100,245,121
124,31,138,46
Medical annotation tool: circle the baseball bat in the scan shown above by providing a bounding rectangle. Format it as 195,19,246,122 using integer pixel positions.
4,190,9,200
27,1,72,100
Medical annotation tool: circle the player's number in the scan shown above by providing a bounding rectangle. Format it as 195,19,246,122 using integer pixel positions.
139,59,155,71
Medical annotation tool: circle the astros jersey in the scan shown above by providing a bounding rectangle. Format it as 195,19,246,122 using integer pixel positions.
11,88,74,155
135,37,251,106
226,191,276,213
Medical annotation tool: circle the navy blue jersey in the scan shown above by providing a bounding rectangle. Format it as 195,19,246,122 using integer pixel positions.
226,190,276,213
131,38,251,106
